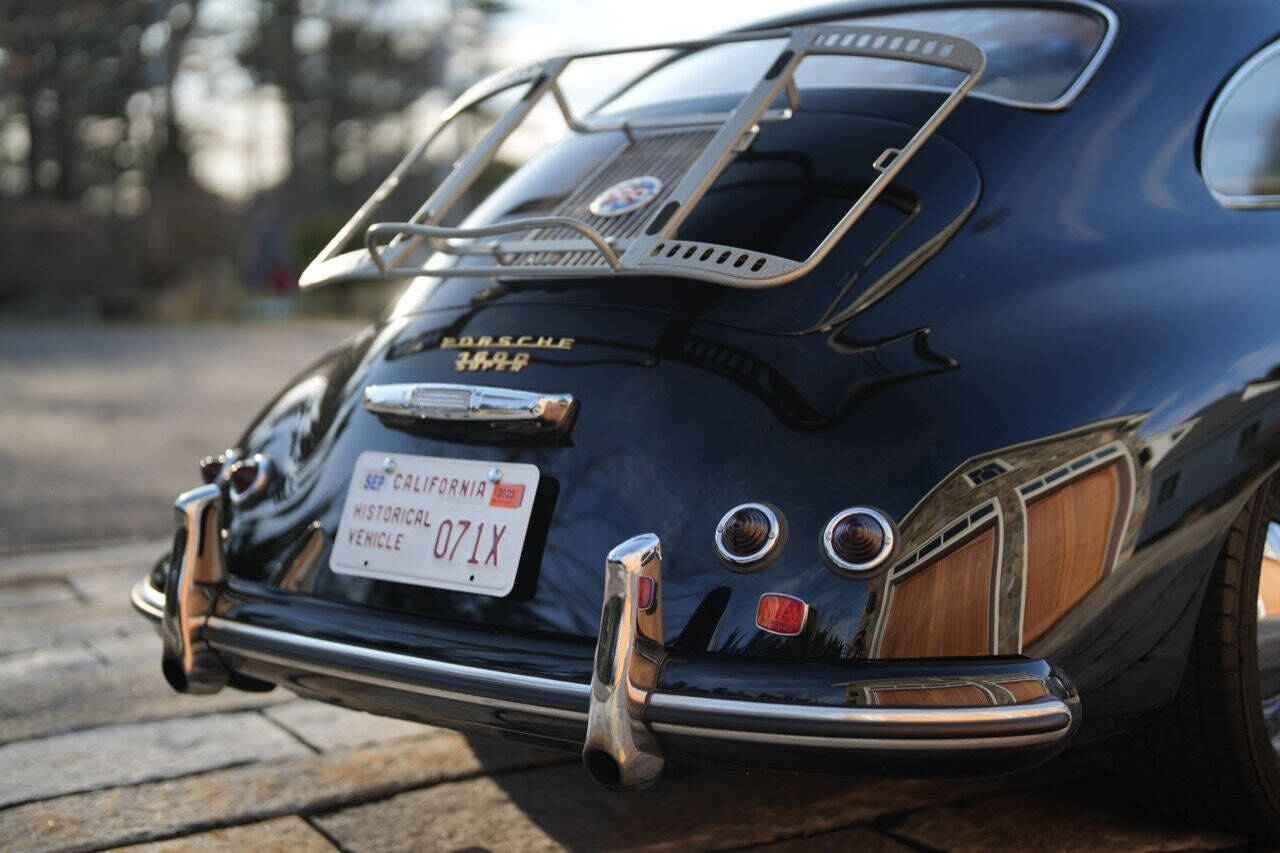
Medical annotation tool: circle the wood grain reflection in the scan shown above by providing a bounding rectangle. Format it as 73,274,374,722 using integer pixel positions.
1022,463,1120,645
879,527,995,658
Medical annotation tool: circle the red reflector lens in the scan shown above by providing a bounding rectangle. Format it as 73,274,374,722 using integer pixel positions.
199,456,224,484
755,594,808,636
229,462,258,493
637,576,656,612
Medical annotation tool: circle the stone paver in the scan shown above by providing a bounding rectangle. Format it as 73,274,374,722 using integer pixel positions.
0,595,142,656
109,816,337,853
0,630,289,744
313,762,997,853
0,578,80,610
0,733,570,852
0,642,105,680
0,711,309,807
892,777,1244,851
0,539,169,580
263,700,431,753
753,826,912,852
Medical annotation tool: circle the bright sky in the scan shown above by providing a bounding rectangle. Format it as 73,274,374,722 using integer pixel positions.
185,0,821,199
495,1,813,59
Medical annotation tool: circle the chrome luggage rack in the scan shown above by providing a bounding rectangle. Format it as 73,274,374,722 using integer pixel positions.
299,25,985,291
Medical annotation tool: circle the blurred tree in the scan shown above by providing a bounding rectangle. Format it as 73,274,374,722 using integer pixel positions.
0,0,199,204
226,0,505,202
0,0,506,315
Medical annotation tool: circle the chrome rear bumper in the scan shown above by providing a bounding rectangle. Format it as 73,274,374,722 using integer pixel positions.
130,497,1080,785
133,582,1076,741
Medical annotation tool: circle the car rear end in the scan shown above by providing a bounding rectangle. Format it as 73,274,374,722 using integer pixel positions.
132,3,1124,788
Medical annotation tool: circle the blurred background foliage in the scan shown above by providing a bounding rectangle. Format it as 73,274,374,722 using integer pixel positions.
0,0,507,320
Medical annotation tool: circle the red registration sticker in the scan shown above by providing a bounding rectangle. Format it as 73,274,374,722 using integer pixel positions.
489,482,526,509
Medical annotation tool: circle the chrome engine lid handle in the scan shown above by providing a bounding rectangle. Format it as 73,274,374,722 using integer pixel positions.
363,383,576,437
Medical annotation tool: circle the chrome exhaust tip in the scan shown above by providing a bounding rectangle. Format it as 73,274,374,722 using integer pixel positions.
583,533,667,791
160,483,231,694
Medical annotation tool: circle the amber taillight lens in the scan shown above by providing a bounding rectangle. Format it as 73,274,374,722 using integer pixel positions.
714,502,785,569
722,507,771,556
830,513,886,564
822,507,895,575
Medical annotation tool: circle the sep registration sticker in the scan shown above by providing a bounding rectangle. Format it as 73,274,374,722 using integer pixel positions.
330,452,539,597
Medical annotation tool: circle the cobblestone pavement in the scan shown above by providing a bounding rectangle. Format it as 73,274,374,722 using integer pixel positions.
0,543,1261,852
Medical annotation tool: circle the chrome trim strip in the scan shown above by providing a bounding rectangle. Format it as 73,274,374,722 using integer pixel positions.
646,692,1073,738
363,383,576,428
1023,0,1118,111
648,722,1068,751
1201,38,1280,209
730,0,1117,113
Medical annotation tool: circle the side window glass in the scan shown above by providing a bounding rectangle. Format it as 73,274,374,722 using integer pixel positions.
1202,41,1280,207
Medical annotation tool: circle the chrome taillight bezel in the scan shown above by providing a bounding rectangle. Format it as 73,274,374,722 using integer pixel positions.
714,501,785,570
226,452,274,506
821,506,896,575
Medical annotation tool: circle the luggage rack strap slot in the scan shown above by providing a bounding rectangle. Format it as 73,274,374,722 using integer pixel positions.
301,24,984,290
364,218,621,272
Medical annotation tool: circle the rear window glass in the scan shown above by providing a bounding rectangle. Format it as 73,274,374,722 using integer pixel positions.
1202,41,1280,205
599,5,1109,112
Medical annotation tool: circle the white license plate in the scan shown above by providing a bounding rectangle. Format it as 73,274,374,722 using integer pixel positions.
330,452,540,597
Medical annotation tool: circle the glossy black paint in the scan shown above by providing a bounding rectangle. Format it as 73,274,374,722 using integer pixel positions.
209,0,1280,744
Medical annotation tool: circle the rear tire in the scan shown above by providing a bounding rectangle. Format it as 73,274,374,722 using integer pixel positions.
1110,477,1280,839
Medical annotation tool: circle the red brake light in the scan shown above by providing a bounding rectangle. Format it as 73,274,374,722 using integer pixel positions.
637,575,656,612
755,593,808,636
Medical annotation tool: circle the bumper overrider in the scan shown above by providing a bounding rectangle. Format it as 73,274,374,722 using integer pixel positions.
132,485,1081,790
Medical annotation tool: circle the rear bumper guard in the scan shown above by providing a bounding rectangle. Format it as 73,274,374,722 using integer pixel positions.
132,515,1079,784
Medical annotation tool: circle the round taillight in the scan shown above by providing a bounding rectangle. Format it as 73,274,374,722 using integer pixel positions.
822,507,895,574
199,455,224,484
229,461,258,493
227,453,273,505
199,449,240,485
714,502,785,569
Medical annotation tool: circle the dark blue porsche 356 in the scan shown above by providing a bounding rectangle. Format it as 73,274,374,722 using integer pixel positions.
131,0,1280,836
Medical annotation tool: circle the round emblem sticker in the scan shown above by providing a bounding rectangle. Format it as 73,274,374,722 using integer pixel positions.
588,175,663,218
